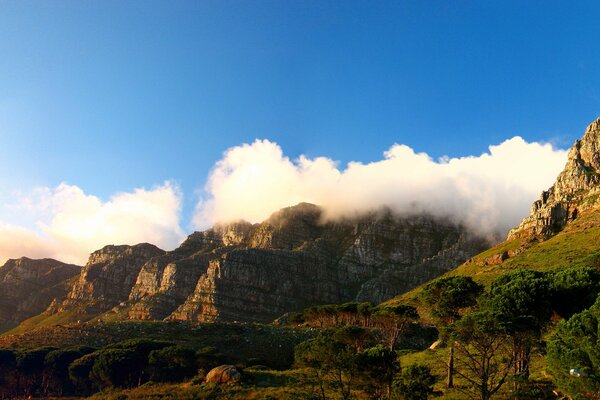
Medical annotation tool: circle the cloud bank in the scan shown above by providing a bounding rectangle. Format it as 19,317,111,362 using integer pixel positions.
194,138,568,240
0,182,185,265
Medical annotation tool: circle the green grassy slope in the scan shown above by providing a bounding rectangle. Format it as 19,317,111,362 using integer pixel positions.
388,207,600,309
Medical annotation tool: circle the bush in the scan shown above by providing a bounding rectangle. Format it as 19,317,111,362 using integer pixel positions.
393,364,435,400
148,345,197,382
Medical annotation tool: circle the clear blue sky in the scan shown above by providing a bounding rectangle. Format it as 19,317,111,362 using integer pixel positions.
1,0,599,223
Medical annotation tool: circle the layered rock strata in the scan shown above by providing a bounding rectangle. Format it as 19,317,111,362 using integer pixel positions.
509,117,600,239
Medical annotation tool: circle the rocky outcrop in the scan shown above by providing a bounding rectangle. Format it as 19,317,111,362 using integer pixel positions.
508,117,600,240
162,206,487,322
58,243,165,314
205,365,241,384
13,207,486,327
0,258,80,329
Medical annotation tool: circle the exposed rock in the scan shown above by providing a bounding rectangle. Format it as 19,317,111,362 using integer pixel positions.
57,243,164,314
0,258,80,330
166,206,487,322
205,365,241,384
509,117,600,240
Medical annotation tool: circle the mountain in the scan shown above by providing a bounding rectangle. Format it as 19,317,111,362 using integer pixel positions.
0,257,80,331
3,204,487,332
508,117,600,240
389,117,600,303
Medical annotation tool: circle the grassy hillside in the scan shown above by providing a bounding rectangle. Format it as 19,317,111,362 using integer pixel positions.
388,206,600,309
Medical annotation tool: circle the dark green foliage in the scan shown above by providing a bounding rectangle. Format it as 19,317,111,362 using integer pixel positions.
333,326,374,351
393,364,435,400
68,352,98,394
484,269,552,333
550,266,600,318
295,333,357,400
451,311,514,400
44,348,93,395
148,345,197,382
421,276,483,325
483,269,553,385
90,348,140,388
356,345,398,399
196,345,224,370
372,305,419,350
547,296,600,399
0,349,16,397
420,276,483,388
16,347,58,396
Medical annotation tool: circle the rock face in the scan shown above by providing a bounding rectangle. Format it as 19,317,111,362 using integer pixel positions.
508,117,600,240
122,203,487,323
58,243,165,314
6,207,487,328
0,258,80,329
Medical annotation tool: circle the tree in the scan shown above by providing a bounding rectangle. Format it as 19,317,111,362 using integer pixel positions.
0,349,16,398
372,305,418,350
15,347,57,397
295,334,357,400
482,269,552,386
451,311,514,400
43,348,93,396
550,266,600,318
68,353,98,395
356,345,399,399
333,326,374,352
148,346,197,382
393,364,436,400
420,276,483,388
547,296,600,400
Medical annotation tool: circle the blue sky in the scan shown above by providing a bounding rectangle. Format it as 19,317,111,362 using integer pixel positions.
0,1,599,262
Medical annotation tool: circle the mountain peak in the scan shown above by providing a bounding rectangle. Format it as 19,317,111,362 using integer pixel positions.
508,117,600,240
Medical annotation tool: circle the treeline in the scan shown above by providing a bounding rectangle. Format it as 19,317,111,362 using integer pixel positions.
295,328,435,400
0,339,224,398
290,303,420,350
420,266,600,400
292,265,600,400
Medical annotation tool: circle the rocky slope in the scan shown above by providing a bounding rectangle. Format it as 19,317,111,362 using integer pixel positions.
508,117,600,240
18,204,486,327
56,203,483,324
54,243,165,315
0,258,80,330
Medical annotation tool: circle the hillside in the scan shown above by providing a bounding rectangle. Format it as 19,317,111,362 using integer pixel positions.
1,204,488,335
389,117,600,305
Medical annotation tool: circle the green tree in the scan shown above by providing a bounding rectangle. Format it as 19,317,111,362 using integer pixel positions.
68,352,98,395
451,311,514,400
550,266,600,318
547,296,600,400
393,364,435,400
372,305,418,350
148,345,197,382
356,345,399,399
333,325,374,351
421,276,483,388
43,348,93,396
16,347,57,397
483,269,552,386
295,334,357,400
90,348,139,388
0,349,16,398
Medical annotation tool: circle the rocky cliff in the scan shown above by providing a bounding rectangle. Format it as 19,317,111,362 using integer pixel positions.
508,117,600,240
33,203,486,325
57,243,165,315
0,258,80,330
76,203,484,323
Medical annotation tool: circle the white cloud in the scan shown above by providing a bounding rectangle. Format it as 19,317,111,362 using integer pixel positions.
0,182,185,265
193,137,569,241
